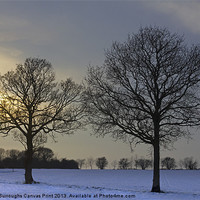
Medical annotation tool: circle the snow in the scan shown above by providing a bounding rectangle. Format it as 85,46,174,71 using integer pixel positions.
0,169,199,200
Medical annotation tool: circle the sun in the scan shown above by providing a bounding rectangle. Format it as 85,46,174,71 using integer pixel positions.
0,94,5,101
0,93,8,104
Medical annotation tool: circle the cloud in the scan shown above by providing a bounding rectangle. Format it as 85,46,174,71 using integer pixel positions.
0,47,23,74
0,15,28,28
0,14,54,45
0,15,29,42
0,33,20,42
0,46,23,57
148,2,200,34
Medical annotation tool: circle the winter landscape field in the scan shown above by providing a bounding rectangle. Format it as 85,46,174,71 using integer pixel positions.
0,169,199,200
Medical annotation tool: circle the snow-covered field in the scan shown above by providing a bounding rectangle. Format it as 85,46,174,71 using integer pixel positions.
0,169,199,200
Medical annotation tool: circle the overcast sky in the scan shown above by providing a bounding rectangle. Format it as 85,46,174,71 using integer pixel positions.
0,1,200,166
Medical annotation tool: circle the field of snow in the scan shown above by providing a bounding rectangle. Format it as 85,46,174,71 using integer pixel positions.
0,169,199,200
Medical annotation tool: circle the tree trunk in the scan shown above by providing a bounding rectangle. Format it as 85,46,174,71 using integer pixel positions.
151,113,161,193
25,136,34,184
151,135,161,192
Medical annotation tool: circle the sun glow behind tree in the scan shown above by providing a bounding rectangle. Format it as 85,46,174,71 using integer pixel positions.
0,58,84,184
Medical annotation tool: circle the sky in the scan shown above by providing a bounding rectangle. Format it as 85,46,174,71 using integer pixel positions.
0,0,200,167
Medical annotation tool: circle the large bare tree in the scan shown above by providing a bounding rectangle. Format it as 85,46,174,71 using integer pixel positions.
84,27,200,192
0,58,84,184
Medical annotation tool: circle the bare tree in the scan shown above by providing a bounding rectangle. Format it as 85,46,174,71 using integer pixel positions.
96,157,108,169
181,157,198,170
0,148,5,160
0,58,84,183
33,147,54,161
7,149,21,160
87,157,95,169
111,160,118,170
161,157,176,170
179,160,184,169
134,155,139,169
76,159,85,169
135,158,152,170
129,156,134,169
118,158,130,169
84,26,200,192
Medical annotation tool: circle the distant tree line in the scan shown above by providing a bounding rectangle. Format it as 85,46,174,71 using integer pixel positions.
114,156,198,170
0,147,198,170
118,156,198,170
0,147,78,169
76,156,199,170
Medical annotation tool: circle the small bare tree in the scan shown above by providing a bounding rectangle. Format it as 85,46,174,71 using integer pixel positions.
118,158,130,169
181,157,198,170
179,160,184,169
0,58,84,183
111,160,118,170
96,157,108,169
76,159,85,169
87,157,95,169
0,148,5,160
135,158,152,170
84,26,200,192
129,156,134,169
161,157,176,170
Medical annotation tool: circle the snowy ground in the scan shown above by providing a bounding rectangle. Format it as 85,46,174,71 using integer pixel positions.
0,169,199,200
